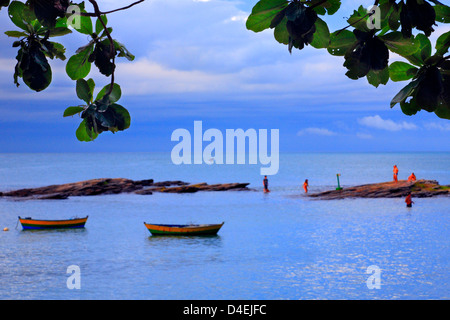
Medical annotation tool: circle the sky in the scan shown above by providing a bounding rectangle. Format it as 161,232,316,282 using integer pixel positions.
0,0,449,153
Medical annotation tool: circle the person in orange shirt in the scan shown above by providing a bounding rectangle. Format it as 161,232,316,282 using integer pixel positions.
407,172,416,182
393,165,399,182
405,192,414,207
303,179,308,193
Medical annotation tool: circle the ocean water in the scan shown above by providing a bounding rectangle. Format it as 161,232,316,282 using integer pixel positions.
0,152,449,300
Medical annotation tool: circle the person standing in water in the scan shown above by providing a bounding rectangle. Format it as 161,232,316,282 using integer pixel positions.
263,175,269,193
405,192,414,207
393,165,399,182
303,179,309,193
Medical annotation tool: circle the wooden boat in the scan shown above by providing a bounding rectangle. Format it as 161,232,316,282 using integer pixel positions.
143,222,224,236
18,216,88,230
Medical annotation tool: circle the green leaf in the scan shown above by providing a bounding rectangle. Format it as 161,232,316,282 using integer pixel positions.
95,15,107,35
72,9,93,35
99,27,113,39
400,97,420,116
8,1,36,31
347,5,371,32
47,41,66,60
76,119,98,142
91,40,115,76
404,34,431,66
16,42,52,92
310,17,330,49
87,78,95,97
434,5,450,23
273,16,289,44
327,30,356,56
436,31,450,56
435,104,450,120
107,104,131,131
310,0,341,15
66,45,93,80
4,30,28,38
114,40,135,61
76,79,93,104
367,67,389,87
389,61,418,82
388,3,400,31
95,83,122,104
246,0,289,32
63,106,85,117
45,27,72,37
390,78,420,108
379,31,420,57
55,16,68,28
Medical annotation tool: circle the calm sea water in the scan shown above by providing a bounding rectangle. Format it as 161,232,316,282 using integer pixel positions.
0,152,449,300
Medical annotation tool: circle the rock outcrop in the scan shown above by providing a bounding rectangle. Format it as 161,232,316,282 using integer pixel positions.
308,179,450,200
135,182,250,194
0,178,251,200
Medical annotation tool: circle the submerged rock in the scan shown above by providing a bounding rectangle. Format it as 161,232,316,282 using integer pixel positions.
308,179,450,200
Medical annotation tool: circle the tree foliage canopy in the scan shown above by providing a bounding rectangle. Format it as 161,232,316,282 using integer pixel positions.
1,0,138,141
246,0,450,120
0,0,449,144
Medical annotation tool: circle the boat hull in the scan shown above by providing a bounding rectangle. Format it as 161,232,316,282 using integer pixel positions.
18,216,88,230
144,222,223,236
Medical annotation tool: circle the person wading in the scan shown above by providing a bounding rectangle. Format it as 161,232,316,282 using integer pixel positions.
405,192,414,208
263,175,269,193
303,179,308,193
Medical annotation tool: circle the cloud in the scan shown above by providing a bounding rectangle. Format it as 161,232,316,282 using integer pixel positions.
115,58,235,95
356,132,373,139
358,115,417,131
297,127,337,136
425,122,450,131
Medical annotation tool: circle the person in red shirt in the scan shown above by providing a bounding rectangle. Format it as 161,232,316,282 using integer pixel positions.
407,172,416,182
405,192,414,207
393,165,399,182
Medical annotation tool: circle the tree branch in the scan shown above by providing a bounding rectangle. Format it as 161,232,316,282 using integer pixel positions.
88,0,116,96
80,0,145,17
334,11,375,36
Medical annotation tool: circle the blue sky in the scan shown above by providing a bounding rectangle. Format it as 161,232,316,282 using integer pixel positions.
0,0,449,153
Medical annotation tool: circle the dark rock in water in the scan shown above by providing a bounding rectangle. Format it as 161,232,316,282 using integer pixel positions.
2,178,138,198
135,182,250,194
150,181,189,187
1,178,250,199
308,179,450,200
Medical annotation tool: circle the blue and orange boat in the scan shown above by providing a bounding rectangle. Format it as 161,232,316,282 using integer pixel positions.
143,222,224,236
18,216,88,230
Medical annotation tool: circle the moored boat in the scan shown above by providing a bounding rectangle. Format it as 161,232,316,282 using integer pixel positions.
18,216,88,230
143,222,224,236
